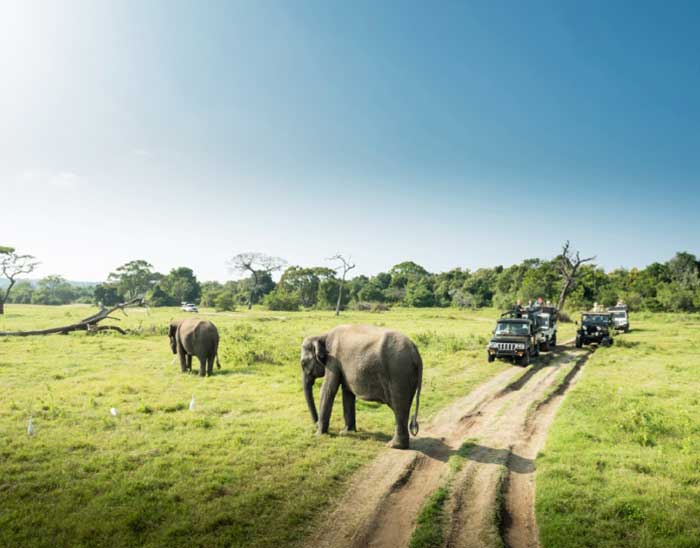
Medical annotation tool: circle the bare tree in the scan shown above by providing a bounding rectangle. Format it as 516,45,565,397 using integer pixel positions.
327,254,356,316
556,241,595,312
228,252,286,310
0,247,40,315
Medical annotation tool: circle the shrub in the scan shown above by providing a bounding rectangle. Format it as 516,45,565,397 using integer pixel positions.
215,292,236,312
264,290,300,311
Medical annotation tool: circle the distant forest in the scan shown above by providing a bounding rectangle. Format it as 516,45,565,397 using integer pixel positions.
3,250,700,313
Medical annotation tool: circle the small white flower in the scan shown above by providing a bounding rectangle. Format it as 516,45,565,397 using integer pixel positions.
189,396,195,411
27,417,35,436
110,407,118,416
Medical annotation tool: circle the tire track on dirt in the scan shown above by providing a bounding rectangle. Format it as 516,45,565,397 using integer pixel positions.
498,349,592,548
445,346,591,548
306,342,587,548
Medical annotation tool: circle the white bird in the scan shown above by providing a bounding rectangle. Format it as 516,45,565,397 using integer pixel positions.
27,417,35,436
189,395,195,411
110,407,118,416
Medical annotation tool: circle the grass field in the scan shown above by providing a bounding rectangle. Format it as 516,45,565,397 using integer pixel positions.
1,304,518,548
537,312,700,547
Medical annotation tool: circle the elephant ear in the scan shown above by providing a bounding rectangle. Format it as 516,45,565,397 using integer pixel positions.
313,337,328,366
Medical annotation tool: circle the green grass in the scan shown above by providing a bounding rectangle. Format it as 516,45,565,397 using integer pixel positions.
0,304,509,548
536,313,700,548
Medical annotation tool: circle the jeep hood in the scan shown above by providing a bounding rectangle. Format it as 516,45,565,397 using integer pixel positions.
491,336,529,344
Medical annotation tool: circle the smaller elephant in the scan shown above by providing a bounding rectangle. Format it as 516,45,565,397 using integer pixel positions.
169,318,221,377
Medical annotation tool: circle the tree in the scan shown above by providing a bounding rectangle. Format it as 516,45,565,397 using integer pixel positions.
94,283,124,306
228,253,286,310
327,254,356,316
7,281,34,304
154,267,201,306
0,246,40,314
278,266,334,308
555,241,595,312
404,277,435,307
107,260,160,300
389,261,429,289
31,275,77,305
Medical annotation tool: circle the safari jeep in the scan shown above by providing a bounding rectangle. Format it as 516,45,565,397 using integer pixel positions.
608,305,630,333
487,317,539,366
576,312,614,347
531,304,558,351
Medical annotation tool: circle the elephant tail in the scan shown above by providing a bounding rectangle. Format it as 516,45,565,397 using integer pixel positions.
216,354,221,369
409,344,422,437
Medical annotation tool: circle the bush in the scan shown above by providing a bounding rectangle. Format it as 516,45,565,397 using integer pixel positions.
264,291,300,311
372,302,390,312
215,292,236,312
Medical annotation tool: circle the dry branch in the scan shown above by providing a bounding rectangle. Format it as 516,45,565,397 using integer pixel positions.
0,298,144,337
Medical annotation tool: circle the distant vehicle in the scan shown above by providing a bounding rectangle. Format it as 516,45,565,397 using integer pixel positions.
607,305,630,333
530,304,558,351
181,303,199,312
487,317,539,366
576,312,614,347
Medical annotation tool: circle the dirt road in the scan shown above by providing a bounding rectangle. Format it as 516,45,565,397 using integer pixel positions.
306,343,591,548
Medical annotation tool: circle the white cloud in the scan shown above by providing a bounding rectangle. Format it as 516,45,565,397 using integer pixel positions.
17,170,84,189
132,148,152,158
48,172,83,188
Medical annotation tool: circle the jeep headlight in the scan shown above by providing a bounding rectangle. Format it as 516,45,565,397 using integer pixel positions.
516,343,526,349
488,342,498,349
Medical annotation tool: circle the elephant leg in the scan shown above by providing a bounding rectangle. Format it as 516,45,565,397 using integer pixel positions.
186,355,192,372
207,356,214,376
179,351,188,373
341,385,356,433
389,403,411,450
198,357,206,377
317,372,341,435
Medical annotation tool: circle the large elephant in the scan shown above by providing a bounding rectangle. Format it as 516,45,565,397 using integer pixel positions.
169,318,221,377
301,324,423,449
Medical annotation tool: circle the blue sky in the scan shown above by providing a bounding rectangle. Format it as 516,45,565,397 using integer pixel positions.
2,1,699,281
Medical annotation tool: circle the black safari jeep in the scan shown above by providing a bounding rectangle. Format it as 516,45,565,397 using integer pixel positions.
576,312,614,347
487,318,539,366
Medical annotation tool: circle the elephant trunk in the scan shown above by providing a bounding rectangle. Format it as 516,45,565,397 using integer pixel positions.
303,371,318,424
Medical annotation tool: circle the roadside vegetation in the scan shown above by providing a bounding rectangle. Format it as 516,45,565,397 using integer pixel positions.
536,313,700,547
1,305,507,548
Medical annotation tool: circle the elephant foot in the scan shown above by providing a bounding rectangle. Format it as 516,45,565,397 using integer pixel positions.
340,427,357,436
387,437,409,450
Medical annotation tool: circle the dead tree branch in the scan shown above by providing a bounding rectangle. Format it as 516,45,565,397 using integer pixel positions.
556,241,596,311
0,298,144,337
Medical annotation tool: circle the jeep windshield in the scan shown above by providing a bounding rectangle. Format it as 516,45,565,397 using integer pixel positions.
612,311,627,319
495,322,529,336
582,314,609,325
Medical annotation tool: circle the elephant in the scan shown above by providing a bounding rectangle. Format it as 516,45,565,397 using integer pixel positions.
301,324,423,449
168,318,221,377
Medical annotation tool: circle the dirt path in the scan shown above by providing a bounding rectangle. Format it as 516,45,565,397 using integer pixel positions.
306,343,591,548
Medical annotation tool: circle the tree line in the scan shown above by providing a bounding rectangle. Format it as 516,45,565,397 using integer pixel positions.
2,246,700,314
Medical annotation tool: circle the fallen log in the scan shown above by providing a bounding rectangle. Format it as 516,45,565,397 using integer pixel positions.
0,298,145,337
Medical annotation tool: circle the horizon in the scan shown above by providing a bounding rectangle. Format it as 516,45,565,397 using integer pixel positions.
3,1,699,281
0,247,692,286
